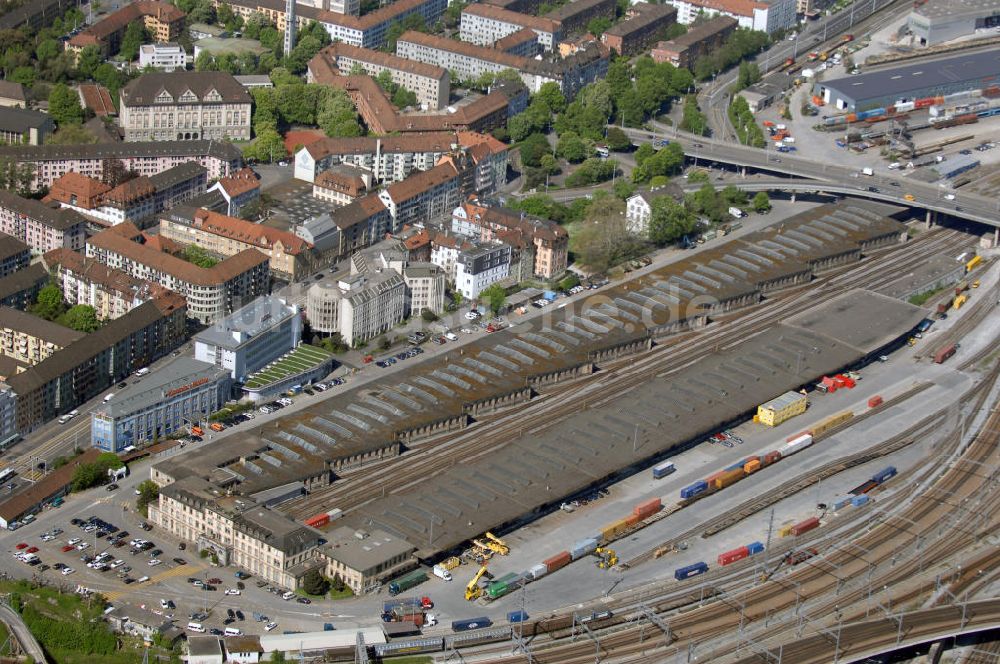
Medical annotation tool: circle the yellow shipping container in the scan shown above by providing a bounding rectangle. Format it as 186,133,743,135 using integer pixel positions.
966,255,982,272
812,410,854,437
757,391,808,427
953,294,967,310
601,518,630,543
712,468,745,490
744,459,761,474
778,525,794,537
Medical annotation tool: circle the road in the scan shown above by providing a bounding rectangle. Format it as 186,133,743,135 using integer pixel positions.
0,601,47,663
700,0,909,139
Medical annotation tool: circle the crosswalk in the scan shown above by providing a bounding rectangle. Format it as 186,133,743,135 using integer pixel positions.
102,563,202,601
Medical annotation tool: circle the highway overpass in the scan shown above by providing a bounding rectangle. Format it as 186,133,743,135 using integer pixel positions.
621,127,1000,230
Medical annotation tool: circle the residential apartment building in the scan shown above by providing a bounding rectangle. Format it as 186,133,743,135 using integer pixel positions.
91,358,232,452
193,296,302,383
310,68,525,136
454,242,513,300
403,263,445,315
205,167,261,217
308,43,450,110
0,263,48,312
0,308,84,366
295,195,390,262
306,270,406,346
220,0,447,49
460,4,563,50
0,141,242,191
0,233,30,278
120,71,253,142
664,0,796,34
159,208,314,281
293,132,457,184
378,161,462,231
139,43,188,71
0,108,55,146
46,162,208,228
0,383,16,449
43,248,163,321
0,190,86,255
151,475,324,589
86,223,270,324
0,81,27,109
5,294,187,432
651,15,738,67
396,31,609,100
0,0,71,33
452,200,568,280
312,165,371,207
601,3,677,56
545,0,617,35
66,1,186,60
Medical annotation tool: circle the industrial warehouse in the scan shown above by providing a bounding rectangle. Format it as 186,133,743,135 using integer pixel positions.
814,50,1000,111
149,201,921,565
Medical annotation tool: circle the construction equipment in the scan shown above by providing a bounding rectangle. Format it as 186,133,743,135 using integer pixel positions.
472,532,509,557
593,547,618,569
439,556,461,571
464,565,492,601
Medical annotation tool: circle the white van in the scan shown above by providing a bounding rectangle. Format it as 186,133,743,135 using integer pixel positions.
444,331,458,341
432,565,453,581
103,393,115,403
135,367,150,377
187,622,206,633
137,575,150,584
224,627,242,637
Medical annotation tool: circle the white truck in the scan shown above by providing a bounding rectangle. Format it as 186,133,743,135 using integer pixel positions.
862,167,874,176
728,207,745,219
432,565,453,581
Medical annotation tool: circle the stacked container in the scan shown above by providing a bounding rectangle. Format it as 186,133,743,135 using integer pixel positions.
600,519,630,543
851,494,870,507
743,457,761,474
872,466,897,484
764,450,782,465
712,468,744,490
681,481,708,499
782,433,813,456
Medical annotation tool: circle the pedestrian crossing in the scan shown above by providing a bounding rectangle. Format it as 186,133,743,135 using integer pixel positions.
102,563,202,601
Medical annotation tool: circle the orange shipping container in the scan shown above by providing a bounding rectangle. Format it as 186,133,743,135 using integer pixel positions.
705,470,727,485
712,468,745,490
633,498,662,516
625,513,641,526
744,458,761,474
305,514,330,528
868,395,883,408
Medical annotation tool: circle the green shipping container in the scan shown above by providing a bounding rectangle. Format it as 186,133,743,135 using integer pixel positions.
487,582,510,599
389,570,428,595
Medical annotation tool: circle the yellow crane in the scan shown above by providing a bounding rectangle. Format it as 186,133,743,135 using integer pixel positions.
472,532,509,557
465,565,491,601
485,532,510,554
594,547,618,569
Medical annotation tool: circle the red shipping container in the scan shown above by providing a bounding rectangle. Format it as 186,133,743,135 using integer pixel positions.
717,546,749,566
786,432,808,443
868,395,883,408
633,498,662,516
544,551,572,572
634,505,657,520
305,514,330,528
705,470,727,485
790,516,820,536
401,612,425,627
764,450,782,465
625,513,641,526
934,344,956,364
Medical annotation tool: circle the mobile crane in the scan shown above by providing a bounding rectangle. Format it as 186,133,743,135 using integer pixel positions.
465,565,492,601
472,531,510,556
594,547,618,569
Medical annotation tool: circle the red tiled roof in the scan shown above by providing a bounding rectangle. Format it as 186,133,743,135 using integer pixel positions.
104,176,155,206
45,171,111,210
383,161,458,203
402,228,430,251
284,129,326,155
70,0,184,47
216,167,260,198
190,209,312,255
78,84,117,117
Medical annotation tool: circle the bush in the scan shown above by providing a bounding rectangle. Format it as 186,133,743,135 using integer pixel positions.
420,309,439,322
302,568,330,596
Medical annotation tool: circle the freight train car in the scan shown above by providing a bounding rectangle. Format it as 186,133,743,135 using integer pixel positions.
810,410,854,437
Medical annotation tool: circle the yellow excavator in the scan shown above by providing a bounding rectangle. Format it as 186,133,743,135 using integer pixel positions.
472,531,510,556
465,564,492,601
594,547,618,569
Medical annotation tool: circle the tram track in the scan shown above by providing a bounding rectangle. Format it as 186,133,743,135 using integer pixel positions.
283,230,971,523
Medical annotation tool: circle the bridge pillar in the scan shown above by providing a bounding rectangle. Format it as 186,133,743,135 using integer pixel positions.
790,191,796,203
925,209,935,229
924,640,945,664
994,227,998,247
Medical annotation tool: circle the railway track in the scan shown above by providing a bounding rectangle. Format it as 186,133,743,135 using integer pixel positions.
446,356,1000,663
282,230,971,524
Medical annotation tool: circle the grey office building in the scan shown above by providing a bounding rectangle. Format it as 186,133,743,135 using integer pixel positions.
814,50,1000,111
908,0,1000,46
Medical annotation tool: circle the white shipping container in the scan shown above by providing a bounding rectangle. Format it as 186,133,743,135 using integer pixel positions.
782,434,813,456
529,563,548,580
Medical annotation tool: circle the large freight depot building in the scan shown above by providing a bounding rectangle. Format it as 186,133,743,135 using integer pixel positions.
907,0,1000,46
814,50,1000,111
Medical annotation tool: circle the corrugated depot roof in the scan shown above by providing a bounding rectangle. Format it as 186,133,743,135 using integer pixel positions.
822,50,1000,103
341,289,926,556
760,390,806,412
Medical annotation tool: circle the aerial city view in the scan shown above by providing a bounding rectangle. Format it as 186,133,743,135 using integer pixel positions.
0,0,996,661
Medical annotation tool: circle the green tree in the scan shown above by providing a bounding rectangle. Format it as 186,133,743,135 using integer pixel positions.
58,305,100,332
570,195,641,272
613,179,635,200
71,463,102,492
11,66,34,87
534,82,566,115
679,95,708,136
386,13,425,52
35,38,61,65
47,84,83,125
47,123,98,145
74,45,102,79
648,196,695,245
302,568,330,595
540,153,559,176
605,126,631,152
720,184,748,207
195,50,217,71
587,17,612,36
565,158,616,186
518,132,551,169
243,127,287,163
136,479,160,516
480,284,507,316
317,88,362,137
752,191,771,213
686,183,724,223
391,86,417,109
557,132,588,163
183,245,219,268
30,283,66,320
119,22,149,62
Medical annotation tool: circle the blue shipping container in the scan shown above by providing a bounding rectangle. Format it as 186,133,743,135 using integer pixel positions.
746,541,764,556
452,617,493,632
652,461,676,479
674,562,709,580
872,466,897,484
680,480,708,499
570,537,600,560
833,495,853,511
508,610,529,623
852,494,870,507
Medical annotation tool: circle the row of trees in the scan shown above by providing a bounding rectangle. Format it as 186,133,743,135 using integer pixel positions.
729,95,766,148
30,283,100,332
366,67,419,109
71,452,125,492
692,28,770,81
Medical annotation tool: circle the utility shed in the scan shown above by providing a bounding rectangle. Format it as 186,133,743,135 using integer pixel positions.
756,391,807,427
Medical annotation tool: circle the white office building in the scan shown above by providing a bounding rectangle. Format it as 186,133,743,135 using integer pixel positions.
664,0,796,34
138,43,188,72
454,243,512,300
193,295,302,383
